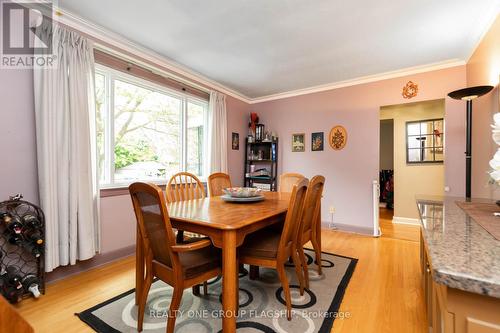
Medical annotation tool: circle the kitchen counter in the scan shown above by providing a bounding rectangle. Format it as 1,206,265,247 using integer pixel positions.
417,195,500,298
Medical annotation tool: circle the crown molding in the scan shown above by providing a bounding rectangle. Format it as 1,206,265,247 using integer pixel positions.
51,6,469,106
248,59,465,104
53,7,252,103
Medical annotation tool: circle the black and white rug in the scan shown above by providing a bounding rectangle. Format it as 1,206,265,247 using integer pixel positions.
77,249,357,333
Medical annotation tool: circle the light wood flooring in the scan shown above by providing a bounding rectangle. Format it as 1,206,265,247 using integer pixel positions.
16,220,425,333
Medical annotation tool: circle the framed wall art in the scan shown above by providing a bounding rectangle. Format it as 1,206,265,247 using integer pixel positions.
329,126,347,150
311,132,324,151
292,133,305,152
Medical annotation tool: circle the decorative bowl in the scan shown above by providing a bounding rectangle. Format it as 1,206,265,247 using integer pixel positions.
223,187,262,198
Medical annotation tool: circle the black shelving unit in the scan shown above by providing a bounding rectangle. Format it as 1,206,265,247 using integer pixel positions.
244,138,278,191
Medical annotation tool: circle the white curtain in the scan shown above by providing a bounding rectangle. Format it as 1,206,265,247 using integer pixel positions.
34,24,99,272
208,91,228,173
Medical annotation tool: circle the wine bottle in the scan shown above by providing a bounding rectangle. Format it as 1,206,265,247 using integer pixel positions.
22,214,41,229
4,266,23,291
5,216,24,245
0,281,22,304
22,228,43,246
23,241,43,258
6,217,23,235
21,274,40,298
7,233,23,245
1,212,13,225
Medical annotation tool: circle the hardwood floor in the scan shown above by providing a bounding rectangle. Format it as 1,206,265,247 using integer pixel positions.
16,226,426,333
379,207,420,242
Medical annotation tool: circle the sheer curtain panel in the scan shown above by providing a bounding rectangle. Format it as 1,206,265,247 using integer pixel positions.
208,91,228,174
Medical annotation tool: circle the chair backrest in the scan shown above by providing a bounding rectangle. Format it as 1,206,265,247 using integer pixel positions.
299,175,325,236
166,172,206,202
207,172,232,197
279,172,306,193
129,182,176,268
279,178,308,252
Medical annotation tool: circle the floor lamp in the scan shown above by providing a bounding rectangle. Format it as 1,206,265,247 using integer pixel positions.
448,85,494,199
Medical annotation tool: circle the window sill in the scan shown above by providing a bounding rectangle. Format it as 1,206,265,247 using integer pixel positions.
100,180,208,198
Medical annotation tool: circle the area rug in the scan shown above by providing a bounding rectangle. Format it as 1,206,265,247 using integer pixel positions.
77,249,357,333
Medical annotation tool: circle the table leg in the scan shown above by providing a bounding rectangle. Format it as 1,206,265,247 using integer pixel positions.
135,226,144,305
222,230,237,332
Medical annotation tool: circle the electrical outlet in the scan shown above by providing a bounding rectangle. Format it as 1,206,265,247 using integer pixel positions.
329,206,335,214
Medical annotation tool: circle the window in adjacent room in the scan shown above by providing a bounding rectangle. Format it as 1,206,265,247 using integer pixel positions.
95,65,208,187
406,118,444,163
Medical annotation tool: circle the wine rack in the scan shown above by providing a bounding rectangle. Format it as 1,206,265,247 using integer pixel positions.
0,195,45,303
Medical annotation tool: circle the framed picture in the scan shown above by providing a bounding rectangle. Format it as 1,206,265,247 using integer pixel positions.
232,132,239,150
329,125,347,150
292,133,305,152
311,132,324,151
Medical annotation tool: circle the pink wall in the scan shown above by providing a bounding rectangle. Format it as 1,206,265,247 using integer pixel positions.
466,14,500,199
0,69,39,204
226,96,251,186
252,66,466,231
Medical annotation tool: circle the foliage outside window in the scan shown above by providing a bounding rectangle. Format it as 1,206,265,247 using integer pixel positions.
406,118,444,164
95,66,208,187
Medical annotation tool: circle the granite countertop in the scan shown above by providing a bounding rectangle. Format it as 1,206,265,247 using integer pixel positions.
417,195,500,298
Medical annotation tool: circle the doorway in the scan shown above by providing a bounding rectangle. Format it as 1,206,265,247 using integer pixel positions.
379,119,394,220
379,99,445,225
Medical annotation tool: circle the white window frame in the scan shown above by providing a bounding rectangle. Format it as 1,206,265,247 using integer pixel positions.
95,64,209,189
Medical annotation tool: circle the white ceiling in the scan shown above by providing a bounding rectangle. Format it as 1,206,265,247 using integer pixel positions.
59,0,500,99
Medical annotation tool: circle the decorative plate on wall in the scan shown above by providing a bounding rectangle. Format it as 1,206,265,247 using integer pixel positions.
402,81,418,99
329,126,347,150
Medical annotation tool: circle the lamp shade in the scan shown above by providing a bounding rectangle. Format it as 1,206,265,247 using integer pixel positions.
448,85,493,101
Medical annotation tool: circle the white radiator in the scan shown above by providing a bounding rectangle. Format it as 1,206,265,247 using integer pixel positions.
373,180,382,237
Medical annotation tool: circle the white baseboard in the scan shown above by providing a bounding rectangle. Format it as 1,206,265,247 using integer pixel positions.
392,216,420,225
321,221,373,236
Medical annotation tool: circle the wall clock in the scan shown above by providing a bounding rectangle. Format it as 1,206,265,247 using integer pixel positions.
329,126,347,150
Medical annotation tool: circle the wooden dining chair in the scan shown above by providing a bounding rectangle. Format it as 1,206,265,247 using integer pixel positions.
296,175,325,288
238,179,308,320
166,172,206,202
166,172,207,241
279,172,306,192
207,172,232,197
129,182,221,333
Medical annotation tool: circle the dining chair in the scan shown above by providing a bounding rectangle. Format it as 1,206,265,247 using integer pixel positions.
166,172,206,202
166,172,206,242
129,182,221,333
279,172,306,193
207,172,232,197
296,175,325,288
238,178,308,320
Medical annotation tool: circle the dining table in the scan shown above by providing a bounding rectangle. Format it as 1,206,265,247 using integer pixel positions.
134,190,322,332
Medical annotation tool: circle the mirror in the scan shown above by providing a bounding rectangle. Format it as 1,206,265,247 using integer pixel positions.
406,118,444,164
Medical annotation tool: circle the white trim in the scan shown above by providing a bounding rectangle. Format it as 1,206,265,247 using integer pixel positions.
321,221,374,236
53,7,252,103
392,216,420,225
95,65,209,188
248,60,465,104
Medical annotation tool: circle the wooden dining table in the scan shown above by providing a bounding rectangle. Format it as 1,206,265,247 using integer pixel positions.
135,191,295,332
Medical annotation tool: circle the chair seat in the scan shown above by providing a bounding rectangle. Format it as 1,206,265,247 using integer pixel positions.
239,228,281,259
179,246,220,279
